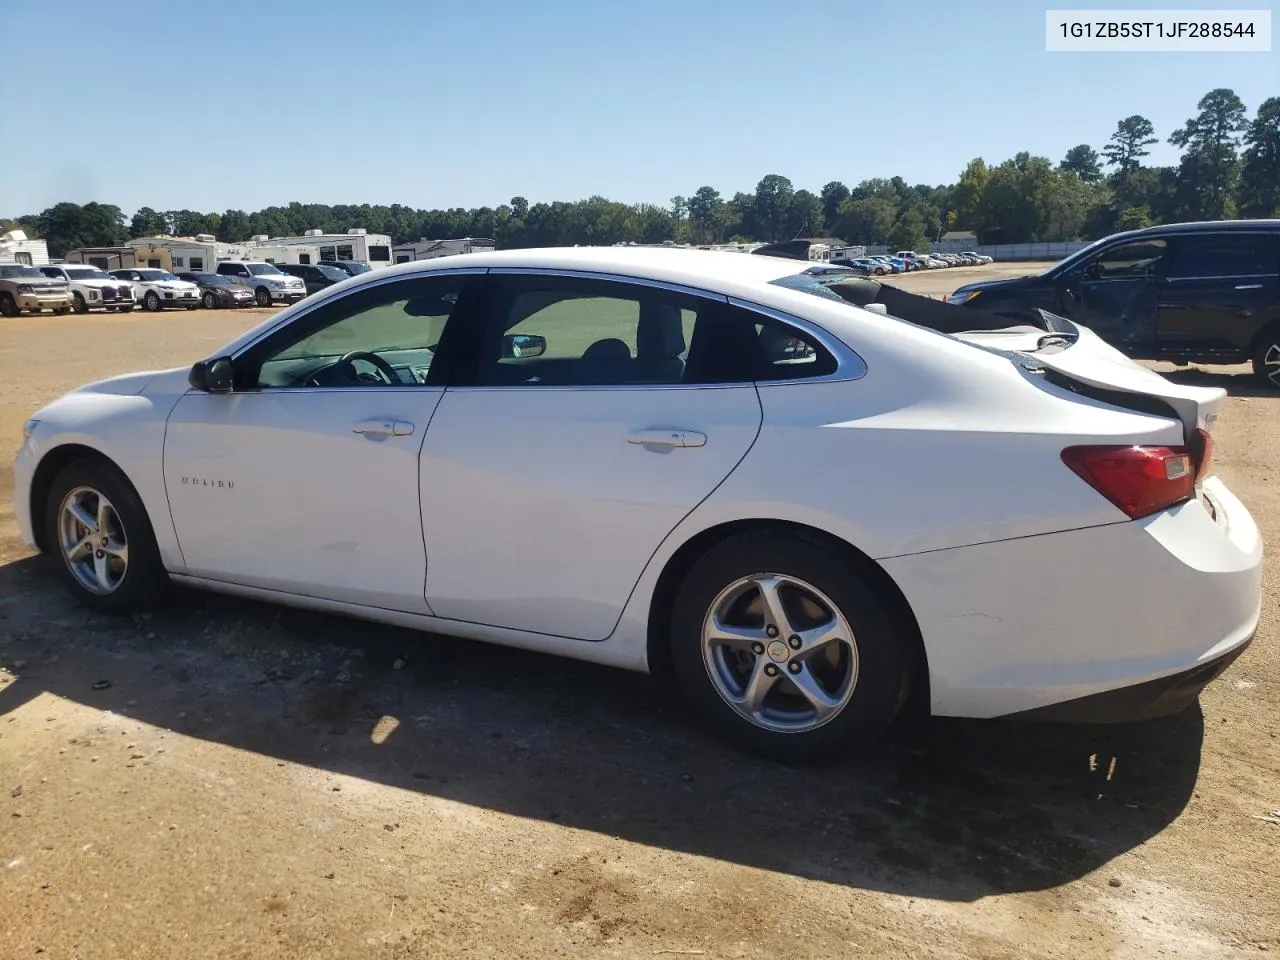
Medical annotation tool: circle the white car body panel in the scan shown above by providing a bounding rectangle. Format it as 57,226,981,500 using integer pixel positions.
163,388,445,613
12,246,1264,723
419,383,761,640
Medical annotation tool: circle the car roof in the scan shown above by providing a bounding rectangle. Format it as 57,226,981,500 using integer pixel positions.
1117,219,1280,240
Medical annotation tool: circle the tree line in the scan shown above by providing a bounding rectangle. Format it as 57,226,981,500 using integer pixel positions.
5,89,1276,260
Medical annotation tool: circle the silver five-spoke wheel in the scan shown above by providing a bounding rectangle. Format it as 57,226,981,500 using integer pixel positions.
702,573,858,733
1262,343,1280,388
58,485,129,595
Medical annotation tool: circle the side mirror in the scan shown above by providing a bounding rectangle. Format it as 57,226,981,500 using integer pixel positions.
501,333,546,359
189,356,235,393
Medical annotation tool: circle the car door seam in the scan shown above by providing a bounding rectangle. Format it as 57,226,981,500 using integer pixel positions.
600,382,766,643
415,388,447,617
159,391,191,570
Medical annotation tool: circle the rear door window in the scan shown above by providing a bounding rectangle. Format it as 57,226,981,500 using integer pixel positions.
1165,233,1279,280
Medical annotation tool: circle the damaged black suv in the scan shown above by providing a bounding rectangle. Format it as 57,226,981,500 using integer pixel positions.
948,220,1280,388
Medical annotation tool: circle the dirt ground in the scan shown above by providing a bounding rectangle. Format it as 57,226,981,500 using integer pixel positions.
1,262,1276,959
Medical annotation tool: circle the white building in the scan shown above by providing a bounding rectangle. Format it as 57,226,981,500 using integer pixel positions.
245,228,394,268
0,229,51,266
126,234,223,272
391,237,495,263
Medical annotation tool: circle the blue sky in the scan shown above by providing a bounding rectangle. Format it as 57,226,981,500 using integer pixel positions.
0,0,1274,218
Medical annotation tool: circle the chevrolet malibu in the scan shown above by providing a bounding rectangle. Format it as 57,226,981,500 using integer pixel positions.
13,248,1262,760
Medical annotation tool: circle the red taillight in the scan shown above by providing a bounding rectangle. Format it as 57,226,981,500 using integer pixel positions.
1061,444,1195,519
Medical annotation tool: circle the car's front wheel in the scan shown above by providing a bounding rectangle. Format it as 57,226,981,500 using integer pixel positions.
143,291,160,312
44,457,169,614
202,291,217,309
1252,327,1280,389
72,292,88,314
255,286,271,307
669,531,912,762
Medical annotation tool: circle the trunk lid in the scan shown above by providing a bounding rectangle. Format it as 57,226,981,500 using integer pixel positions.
953,322,1225,437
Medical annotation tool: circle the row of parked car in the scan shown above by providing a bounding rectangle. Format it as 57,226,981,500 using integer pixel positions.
0,259,374,316
837,251,995,276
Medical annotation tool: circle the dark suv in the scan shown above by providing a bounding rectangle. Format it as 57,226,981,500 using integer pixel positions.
948,220,1280,387
276,262,349,296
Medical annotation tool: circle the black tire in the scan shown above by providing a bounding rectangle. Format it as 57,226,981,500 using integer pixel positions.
668,531,912,763
72,292,88,314
255,286,271,307
1251,326,1280,389
43,457,170,614
0,293,17,317
144,291,161,312
202,291,217,309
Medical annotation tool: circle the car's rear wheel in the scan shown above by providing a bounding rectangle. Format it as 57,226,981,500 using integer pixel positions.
72,292,88,314
255,286,271,307
0,293,17,317
1252,328,1280,389
202,291,217,309
144,291,160,312
44,458,169,614
669,531,911,762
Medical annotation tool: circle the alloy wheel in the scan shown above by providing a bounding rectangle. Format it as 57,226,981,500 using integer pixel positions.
1263,343,1280,388
57,486,128,595
701,573,858,733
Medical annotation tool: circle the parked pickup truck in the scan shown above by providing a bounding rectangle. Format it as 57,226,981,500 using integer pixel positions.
0,263,72,316
215,261,306,306
39,264,136,313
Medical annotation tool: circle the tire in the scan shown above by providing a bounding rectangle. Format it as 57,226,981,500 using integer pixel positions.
144,291,161,312
1252,326,1280,389
43,457,169,614
202,291,217,309
668,531,912,763
0,293,17,317
53,307,69,315
255,286,271,307
72,292,88,314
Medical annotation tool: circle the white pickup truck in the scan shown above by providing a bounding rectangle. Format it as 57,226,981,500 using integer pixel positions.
39,264,136,313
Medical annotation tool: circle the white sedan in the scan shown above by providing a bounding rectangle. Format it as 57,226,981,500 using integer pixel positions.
13,248,1261,760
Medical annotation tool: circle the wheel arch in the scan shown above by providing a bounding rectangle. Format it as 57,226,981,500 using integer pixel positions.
644,518,930,717
29,444,137,554
1248,318,1280,359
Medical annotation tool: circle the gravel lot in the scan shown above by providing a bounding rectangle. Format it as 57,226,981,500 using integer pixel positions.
1,261,1276,959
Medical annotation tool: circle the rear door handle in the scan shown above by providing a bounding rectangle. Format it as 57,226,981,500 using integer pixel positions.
627,428,706,448
1234,284,1263,290
352,419,414,437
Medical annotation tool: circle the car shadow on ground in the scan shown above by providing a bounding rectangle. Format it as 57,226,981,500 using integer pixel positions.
0,553,1204,903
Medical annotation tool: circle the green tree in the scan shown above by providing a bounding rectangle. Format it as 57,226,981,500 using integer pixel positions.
1168,88,1248,219
949,158,988,234
1059,144,1102,182
1102,115,1158,208
751,174,794,240
1115,206,1154,231
833,197,895,245
783,189,824,238
128,206,168,238
1240,96,1280,217
686,186,722,243
217,209,252,242
887,209,928,253
509,196,529,220
819,181,849,230
35,202,127,257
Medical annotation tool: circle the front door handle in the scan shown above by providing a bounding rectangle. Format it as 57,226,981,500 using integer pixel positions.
627,428,706,448
352,419,414,437
1235,284,1263,291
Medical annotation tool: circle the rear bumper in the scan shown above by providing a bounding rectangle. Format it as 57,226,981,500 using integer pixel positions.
884,474,1262,720
1003,634,1253,722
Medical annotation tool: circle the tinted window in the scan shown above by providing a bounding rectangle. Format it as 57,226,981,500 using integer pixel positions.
190,257,204,270
249,275,469,389
1086,239,1167,280
1165,233,1278,279
336,244,354,261
368,244,390,262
